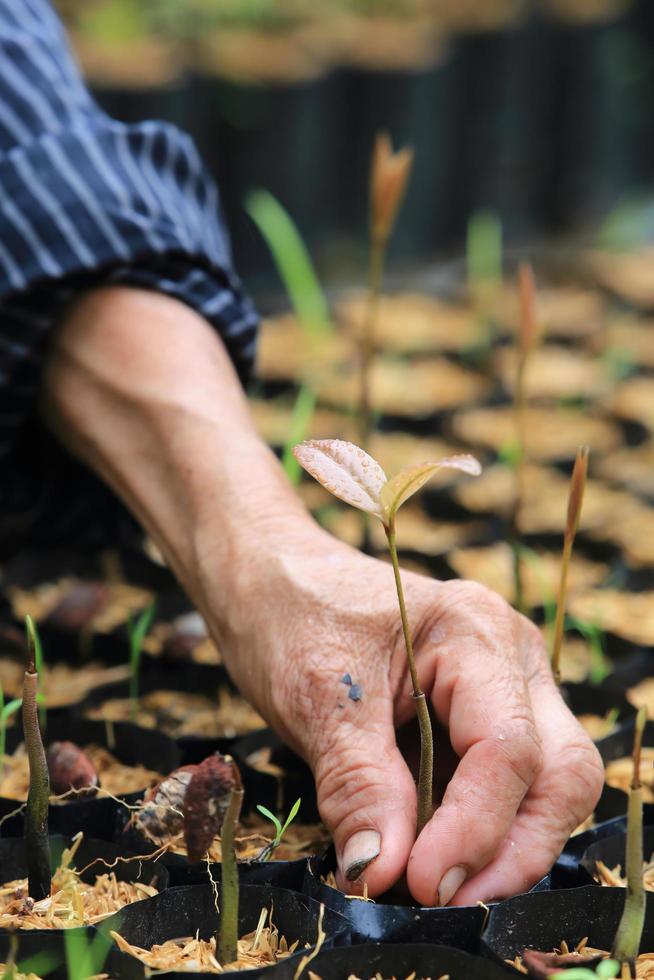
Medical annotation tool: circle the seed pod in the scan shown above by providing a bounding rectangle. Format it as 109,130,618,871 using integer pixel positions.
129,765,197,844
46,741,98,796
45,582,109,631
183,753,240,864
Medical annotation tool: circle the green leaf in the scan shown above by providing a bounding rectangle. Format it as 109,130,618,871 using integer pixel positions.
280,797,302,836
15,950,64,978
64,924,111,980
246,190,331,337
498,439,522,468
256,804,282,840
128,600,156,661
1,698,22,723
467,209,503,288
282,387,316,486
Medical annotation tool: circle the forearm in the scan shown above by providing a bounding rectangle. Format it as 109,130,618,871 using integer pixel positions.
41,286,321,669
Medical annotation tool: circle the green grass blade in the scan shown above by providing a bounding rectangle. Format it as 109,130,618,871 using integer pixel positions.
282,386,316,485
245,190,331,337
256,804,282,839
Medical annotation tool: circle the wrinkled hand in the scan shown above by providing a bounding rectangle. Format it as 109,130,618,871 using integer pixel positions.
215,528,604,907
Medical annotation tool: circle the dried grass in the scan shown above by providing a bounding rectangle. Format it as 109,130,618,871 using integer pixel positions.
510,937,654,977
595,855,654,891
605,748,654,802
86,687,264,739
0,743,160,802
159,811,329,863
0,836,157,930
111,906,300,973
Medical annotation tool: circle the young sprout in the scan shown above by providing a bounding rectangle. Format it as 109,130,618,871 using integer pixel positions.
466,209,503,362
612,706,647,976
23,615,46,731
293,439,481,834
510,262,540,614
359,133,414,451
127,601,156,722
551,446,589,686
64,920,112,980
246,189,331,486
183,754,245,966
23,616,51,901
255,798,301,861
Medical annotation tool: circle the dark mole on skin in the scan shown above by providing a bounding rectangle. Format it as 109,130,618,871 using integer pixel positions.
348,684,362,702
341,673,352,686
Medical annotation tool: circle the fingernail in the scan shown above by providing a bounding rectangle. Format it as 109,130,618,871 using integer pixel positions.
343,830,381,881
438,866,467,906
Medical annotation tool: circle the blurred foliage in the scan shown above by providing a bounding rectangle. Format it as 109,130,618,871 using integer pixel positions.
57,0,633,43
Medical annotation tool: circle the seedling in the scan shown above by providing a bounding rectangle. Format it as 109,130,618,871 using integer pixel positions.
565,616,612,685
127,600,156,722
282,385,317,486
23,615,51,901
551,446,589,686
23,615,46,731
183,754,245,965
510,262,540,614
359,132,413,451
64,920,112,980
293,439,481,834
465,209,503,363
255,797,301,861
611,706,647,976
246,189,331,486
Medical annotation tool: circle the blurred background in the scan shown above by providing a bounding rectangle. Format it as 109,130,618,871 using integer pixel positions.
56,0,654,294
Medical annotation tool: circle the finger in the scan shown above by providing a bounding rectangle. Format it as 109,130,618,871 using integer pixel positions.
313,703,418,898
452,665,604,905
406,584,543,907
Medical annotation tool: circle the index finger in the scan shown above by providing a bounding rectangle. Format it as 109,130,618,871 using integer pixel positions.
406,585,543,907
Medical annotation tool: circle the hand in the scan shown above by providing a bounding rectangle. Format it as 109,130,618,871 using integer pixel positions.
211,527,604,907
44,288,603,907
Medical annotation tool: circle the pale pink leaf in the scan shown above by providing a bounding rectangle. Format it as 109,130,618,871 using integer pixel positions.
381,454,481,523
293,440,387,517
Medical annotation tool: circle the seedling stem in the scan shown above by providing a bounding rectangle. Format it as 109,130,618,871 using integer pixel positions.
23,616,51,901
612,706,647,975
551,446,589,685
217,776,245,965
385,519,433,833
127,601,156,722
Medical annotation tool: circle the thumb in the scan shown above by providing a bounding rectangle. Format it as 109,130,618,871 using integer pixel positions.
312,713,417,898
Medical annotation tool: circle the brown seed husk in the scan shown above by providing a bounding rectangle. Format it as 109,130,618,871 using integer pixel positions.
595,856,654,891
133,799,328,863
0,744,160,802
47,741,99,796
511,938,654,975
111,907,299,973
0,837,157,930
183,755,237,863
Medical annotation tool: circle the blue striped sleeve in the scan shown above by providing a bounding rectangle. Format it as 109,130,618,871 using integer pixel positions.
0,0,258,551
